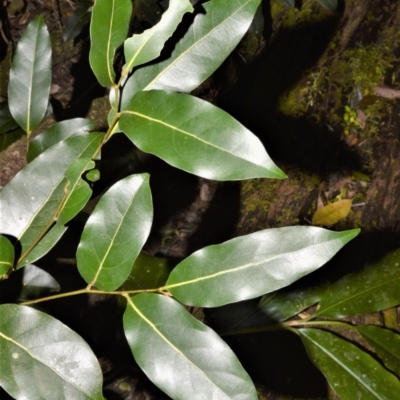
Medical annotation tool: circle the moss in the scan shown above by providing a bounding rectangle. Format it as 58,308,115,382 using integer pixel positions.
270,0,333,29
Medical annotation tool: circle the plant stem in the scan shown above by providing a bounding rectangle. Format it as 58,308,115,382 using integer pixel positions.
220,319,354,337
20,287,161,305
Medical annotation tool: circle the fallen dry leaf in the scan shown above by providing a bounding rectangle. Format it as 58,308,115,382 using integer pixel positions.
311,199,353,226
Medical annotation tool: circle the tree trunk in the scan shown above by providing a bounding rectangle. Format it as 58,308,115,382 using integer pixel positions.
215,1,400,398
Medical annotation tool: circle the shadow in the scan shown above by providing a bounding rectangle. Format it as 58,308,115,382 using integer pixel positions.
218,16,362,174
226,331,328,398
52,25,106,120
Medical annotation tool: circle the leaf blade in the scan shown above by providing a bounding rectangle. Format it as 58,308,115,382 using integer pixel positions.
165,227,360,307
123,293,258,400
121,0,262,106
356,325,400,377
123,0,193,73
120,90,285,180
314,248,400,319
27,118,95,162
299,328,400,400
0,235,14,277
8,15,52,134
77,174,153,291
0,304,103,400
89,0,132,86
312,199,353,226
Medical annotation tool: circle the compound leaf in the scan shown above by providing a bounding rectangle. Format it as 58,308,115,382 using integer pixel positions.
314,248,400,319
299,328,400,400
120,90,285,180
0,304,103,400
123,293,257,400
121,0,262,107
8,15,52,135
89,0,132,86
164,227,359,307
77,174,153,291
123,0,193,73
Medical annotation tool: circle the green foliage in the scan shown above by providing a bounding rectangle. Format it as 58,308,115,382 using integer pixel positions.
0,1,398,399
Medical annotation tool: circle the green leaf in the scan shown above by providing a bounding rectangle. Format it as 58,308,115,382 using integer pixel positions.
314,248,400,319
121,0,262,107
317,0,338,11
0,130,24,153
356,325,400,377
258,282,329,322
77,174,153,291
63,0,92,42
0,102,19,134
119,252,170,291
0,133,103,267
123,0,193,73
164,227,360,307
0,235,14,278
0,304,103,400
27,118,95,162
17,264,60,301
8,15,52,134
299,328,400,400
16,159,97,268
123,293,258,400
89,0,132,87
120,90,285,180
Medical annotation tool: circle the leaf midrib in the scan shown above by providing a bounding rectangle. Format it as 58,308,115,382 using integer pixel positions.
303,331,384,399
126,296,231,398
143,0,255,91
0,330,92,396
122,110,267,169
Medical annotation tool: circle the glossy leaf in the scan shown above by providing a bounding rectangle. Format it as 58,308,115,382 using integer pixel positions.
299,328,400,400
164,227,360,307
119,253,170,291
312,199,352,226
120,90,285,180
0,304,103,400
356,325,400,377
0,102,18,134
0,130,24,153
18,264,60,301
314,248,400,319
258,282,329,322
317,0,338,11
77,174,153,291
18,224,68,269
8,15,52,134
121,0,262,107
89,0,132,87
123,293,258,400
0,235,14,278
16,159,97,268
27,118,95,162
0,133,103,267
63,0,92,42
123,0,193,73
